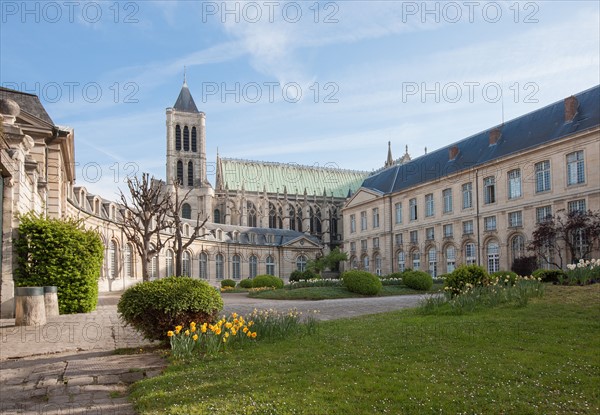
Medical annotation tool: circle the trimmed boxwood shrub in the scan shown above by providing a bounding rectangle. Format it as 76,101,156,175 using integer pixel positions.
532,269,567,283
239,279,254,289
402,270,433,291
252,274,284,289
221,279,236,288
289,269,319,282
14,213,104,314
444,265,489,295
117,277,223,341
341,270,382,296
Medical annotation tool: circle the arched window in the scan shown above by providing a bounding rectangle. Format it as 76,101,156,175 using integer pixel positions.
247,202,257,227
446,246,456,273
187,161,194,186
266,255,275,275
428,248,437,278
166,249,174,276
412,251,421,270
362,255,370,271
232,255,241,279
310,207,322,234
397,251,406,272
108,240,118,279
183,126,190,151
487,241,500,273
182,203,191,220
182,251,191,277
249,255,258,278
199,252,208,280
465,242,477,265
191,126,197,152
296,206,303,232
350,256,358,269
150,254,158,279
176,160,183,185
330,207,339,240
214,209,221,224
124,243,133,278
296,255,307,271
175,125,181,151
288,206,296,231
216,254,224,279
511,235,525,263
374,254,382,276
269,203,278,229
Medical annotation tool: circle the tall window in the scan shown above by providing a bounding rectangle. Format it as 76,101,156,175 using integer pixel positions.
465,243,477,265
266,255,275,275
409,198,418,221
297,255,307,271
511,235,525,262
487,242,500,273
535,160,551,192
395,233,403,245
362,255,370,271
425,193,434,217
568,199,586,213
410,230,418,244
412,251,421,270
508,211,522,228
484,177,496,204
150,255,158,279
536,206,552,223
216,254,224,279
507,169,522,199
182,251,191,277
166,249,174,276
350,214,356,233
484,216,497,231
351,257,358,269
443,224,453,238
183,126,190,151
350,242,356,253
191,126,197,152
199,252,208,279
361,239,368,251
428,248,437,278
247,202,257,227
175,125,181,151
446,246,456,273
187,161,194,186
397,251,406,272
374,255,382,276
213,209,221,224
462,182,473,209
124,243,132,278
426,227,435,240
231,255,241,279
108,240,117,279
372,208,380,228
568,200,588,260
249,255,258,278
176,160,183,185
567,151,585,185
373,237,380,249
360,211,367,231
182,203,191,219
442,189,453,213
395,202,402,224
463,220,474,235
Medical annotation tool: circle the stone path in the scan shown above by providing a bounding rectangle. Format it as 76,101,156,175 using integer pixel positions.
0,291,429,414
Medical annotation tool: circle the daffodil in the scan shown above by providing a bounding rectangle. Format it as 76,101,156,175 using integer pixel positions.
167,331,174,337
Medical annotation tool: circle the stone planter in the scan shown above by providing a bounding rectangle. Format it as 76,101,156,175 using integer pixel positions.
15,287,46,326
44,286,59,317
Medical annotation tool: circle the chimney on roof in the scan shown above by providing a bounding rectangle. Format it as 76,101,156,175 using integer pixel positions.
448,146,459,160
489,128,501,145
564,95,578,122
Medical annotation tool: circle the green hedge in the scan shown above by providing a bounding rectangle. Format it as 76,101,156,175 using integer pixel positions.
117,277,223,341
289,269,319,282
252,275,284,289
14,213,104,314
402,270,433,291
444,265,489,295
532,269,567,283
239,279,254,289
341,270,382,296
221,279,236,288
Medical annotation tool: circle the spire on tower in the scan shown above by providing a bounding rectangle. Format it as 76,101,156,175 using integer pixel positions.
183,66,187,86
385,141,394,167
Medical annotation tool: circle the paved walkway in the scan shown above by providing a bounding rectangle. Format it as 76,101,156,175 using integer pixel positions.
0,291,428,414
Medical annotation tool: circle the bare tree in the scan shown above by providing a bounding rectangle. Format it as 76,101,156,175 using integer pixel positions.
529,209,600,269
168,181,209,277
118,173,173,281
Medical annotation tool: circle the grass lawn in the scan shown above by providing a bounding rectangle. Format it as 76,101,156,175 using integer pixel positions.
130,284,600,415
248,283,443,300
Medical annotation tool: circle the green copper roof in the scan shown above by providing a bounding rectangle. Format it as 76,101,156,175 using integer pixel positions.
218,158,368,198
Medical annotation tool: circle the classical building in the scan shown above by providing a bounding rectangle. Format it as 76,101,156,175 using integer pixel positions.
343,85,600,276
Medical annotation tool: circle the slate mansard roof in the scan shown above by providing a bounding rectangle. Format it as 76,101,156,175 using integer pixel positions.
361,85,600,195
0,87,54,125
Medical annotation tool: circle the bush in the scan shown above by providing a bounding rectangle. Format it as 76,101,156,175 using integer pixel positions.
14,213,104,314
239,279,254,289
444,265,489,296
117,277,223,342
289,269,319,282
221,279,236,288
252,275,284,289
511,255,538,277
341,270,382,296
402,270,433,291
532,269,567,283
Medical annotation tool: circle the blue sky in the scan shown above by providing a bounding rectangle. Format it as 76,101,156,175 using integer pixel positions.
1,1,599,198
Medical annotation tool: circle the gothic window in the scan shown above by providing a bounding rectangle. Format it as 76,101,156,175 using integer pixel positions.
330,208,339,239
191,126,197,152
289,206,296,231
247,202,257,227
176,160,183,185
269,203,282,229
296,206,303,232
182,203,191,220
183,126,190,151
187,161,194,186
175,125,181,151
310,207,322,234
214,209,221,224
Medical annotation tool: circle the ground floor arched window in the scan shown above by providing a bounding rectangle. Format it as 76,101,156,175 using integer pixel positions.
397,251,405,272
216,254,224,279
487,242,500,273
182,251,191,277
249,255,258,278
199,252,208,279
446,246,456,273
266,255,275,276
166,249,174,276
296,255,307,271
